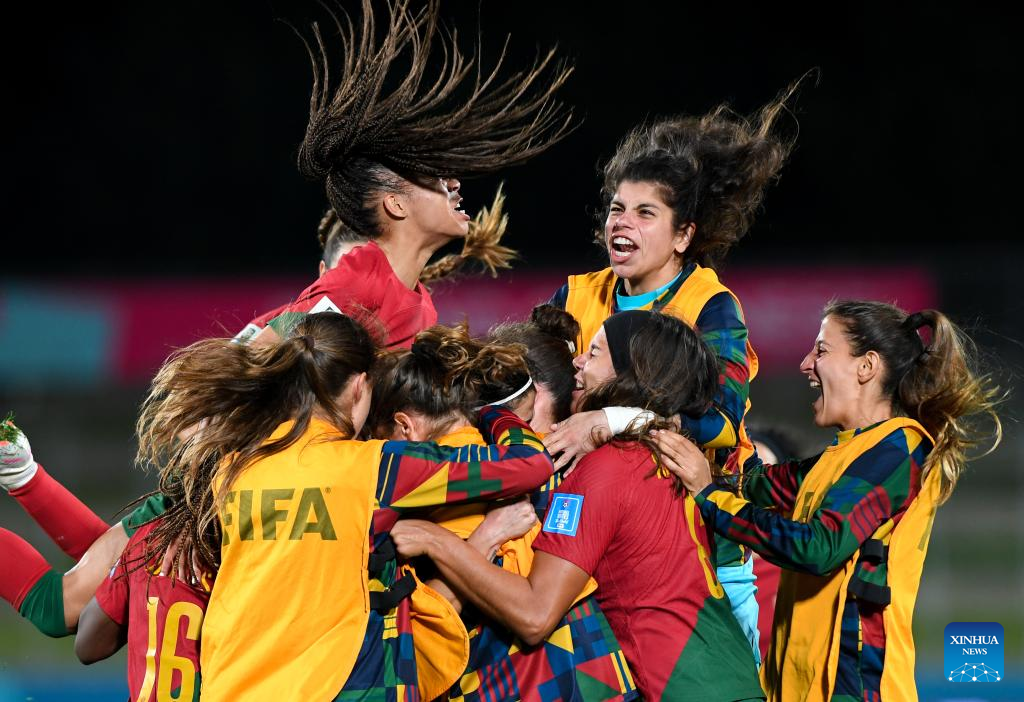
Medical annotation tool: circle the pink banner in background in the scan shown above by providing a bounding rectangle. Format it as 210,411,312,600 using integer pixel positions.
0,267,936,384
728,266,937,371
431,266,937,373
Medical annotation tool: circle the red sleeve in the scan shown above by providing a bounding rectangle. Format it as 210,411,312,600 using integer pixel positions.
94,525,155,626
93,555,132,627
531,451,623,575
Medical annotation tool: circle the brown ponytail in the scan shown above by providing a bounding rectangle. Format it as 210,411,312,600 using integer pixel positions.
318,209,366,269
317,188,515,282
825,300,1003,503
420,186,516,286
136,313,377,575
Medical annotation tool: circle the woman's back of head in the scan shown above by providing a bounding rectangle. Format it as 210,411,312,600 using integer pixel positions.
136,312,378,576
489,304,580,424
368,323,531,439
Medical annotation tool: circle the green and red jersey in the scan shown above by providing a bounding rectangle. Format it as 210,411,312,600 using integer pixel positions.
95,521,209,702
532,442,763,701
266,240,437,349
337,407,555,700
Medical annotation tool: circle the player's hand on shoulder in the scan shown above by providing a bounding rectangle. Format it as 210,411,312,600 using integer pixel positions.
544,410,611,472
649,429,713,495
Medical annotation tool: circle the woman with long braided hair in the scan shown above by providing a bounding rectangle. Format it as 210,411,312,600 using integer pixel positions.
253,0,574,350
235,188,513,345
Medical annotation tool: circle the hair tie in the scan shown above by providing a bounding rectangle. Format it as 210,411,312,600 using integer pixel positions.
298,335,316,353
410,341,434,361
476,377,534,411
902,311,932,360
566,340,576,354
903,312,928,330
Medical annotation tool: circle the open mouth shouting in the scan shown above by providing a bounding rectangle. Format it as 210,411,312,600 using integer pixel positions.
451,194,470,221
807,374,824,418
570,370,586,410
609,234,638,262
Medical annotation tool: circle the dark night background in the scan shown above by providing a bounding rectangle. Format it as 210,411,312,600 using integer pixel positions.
5,2,1020,274
2,3,1023,700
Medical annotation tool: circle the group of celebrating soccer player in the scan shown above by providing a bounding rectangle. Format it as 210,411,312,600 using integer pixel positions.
0,1,1003,700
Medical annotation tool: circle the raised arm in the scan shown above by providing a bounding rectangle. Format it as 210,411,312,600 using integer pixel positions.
376,407,553,518
392,520,588,646
657,428,929,574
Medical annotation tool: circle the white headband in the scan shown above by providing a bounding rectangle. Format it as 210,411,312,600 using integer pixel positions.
477,377,534,411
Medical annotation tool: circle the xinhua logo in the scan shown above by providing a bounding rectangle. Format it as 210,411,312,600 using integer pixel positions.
944,622,1003,682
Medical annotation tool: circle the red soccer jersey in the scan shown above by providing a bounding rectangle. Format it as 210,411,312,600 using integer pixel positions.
94,522,209,702
265,240,437,349
532,443,762,701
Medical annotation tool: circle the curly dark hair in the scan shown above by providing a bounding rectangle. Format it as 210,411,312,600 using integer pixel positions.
598,78,806,269
295,0,575,241
367,323,530,439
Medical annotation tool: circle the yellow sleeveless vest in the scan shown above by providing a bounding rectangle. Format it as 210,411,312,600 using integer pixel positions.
200,419,384,702
564,265,758,382
405,568,470,701
407,426,482,700
762,417,939,702
564,265,758,483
